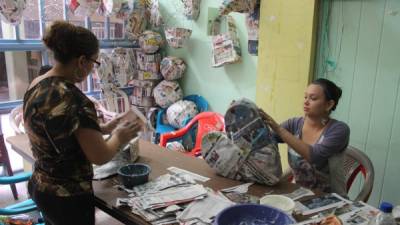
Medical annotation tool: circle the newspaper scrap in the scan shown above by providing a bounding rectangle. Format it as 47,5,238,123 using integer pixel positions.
223,192,259,204
167,167,210,182
151,216,178,225
283,187,315,201
130,184,208,210
129,173,196,196
116,197,130,207
163,205,181,213
296,201,379,225
177,189,235,224
295,193,352,216
220,183,253,194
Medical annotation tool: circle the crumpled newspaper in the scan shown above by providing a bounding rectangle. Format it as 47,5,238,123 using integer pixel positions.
139,30,163,54
0,0,26,25
153,80,183,108
160,56,186,80
166,100,198,128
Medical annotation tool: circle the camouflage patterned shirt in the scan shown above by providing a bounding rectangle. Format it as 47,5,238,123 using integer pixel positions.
23,77,101,197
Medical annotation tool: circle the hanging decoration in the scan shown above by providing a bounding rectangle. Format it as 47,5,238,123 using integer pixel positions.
246,0,260,55
0,0,26,25
153,80,183,108
160,56,186,81
219,0,257,15
95,52,115,85
130,80,156,108
181,0,201,21
210,15,241,67
166,100,198,129
138,30,163,54
125,10,148,40
115,0,133,19
164,27,192,49
149,0,163,28
136,51,162,74
68,0,100,16
111,48,136,87
102,0,122,16
133,0,151,9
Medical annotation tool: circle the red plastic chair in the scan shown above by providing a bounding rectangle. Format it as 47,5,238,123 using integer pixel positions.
286,146,374,202
159,112,225,157
343,146,374,202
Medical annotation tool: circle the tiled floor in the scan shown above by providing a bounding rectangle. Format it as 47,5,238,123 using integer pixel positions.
0,181,123,225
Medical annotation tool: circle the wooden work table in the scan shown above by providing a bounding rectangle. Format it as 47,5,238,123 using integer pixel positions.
7,134,299,225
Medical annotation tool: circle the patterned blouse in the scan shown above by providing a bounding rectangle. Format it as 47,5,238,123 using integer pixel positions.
23,77,101,197
274,117,350,195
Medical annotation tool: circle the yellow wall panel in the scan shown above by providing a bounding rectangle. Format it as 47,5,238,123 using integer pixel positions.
256,0,318,168
256,0,317,122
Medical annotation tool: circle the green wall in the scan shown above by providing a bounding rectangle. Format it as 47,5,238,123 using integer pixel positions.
159,0,258,113
315,0,400,206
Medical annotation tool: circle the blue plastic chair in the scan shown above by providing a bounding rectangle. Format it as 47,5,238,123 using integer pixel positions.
0,172,44,225
155,95,209,142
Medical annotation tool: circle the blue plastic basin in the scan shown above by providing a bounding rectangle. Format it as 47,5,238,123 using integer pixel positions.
118,163,151,189
214,204,295,225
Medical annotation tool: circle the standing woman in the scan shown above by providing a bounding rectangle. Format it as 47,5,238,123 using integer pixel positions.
260,78,350,196
23,21,140,225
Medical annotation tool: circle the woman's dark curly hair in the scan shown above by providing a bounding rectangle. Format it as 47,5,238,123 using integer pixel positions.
42,21,99,64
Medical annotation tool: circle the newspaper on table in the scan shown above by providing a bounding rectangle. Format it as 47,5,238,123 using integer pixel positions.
151,216,178,225
295,193,352,216
129,173,196,196
296,201,379,225
220,183,253,194
130,184,208,210
167,167,210,182
177,189,235,224
283,187,315,201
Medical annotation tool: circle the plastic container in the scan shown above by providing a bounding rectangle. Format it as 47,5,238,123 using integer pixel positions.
213,203,295,225
259,194,296,214
374,202,396,225
118,163,151,189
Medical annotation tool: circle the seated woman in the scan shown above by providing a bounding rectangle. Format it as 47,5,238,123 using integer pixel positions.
259,78,350,196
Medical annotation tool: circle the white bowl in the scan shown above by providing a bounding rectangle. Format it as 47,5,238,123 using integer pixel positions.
259,194,295,214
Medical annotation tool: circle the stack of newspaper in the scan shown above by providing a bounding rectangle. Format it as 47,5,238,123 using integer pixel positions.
295,194,379,225
117,172,232,224
298,201,379,225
